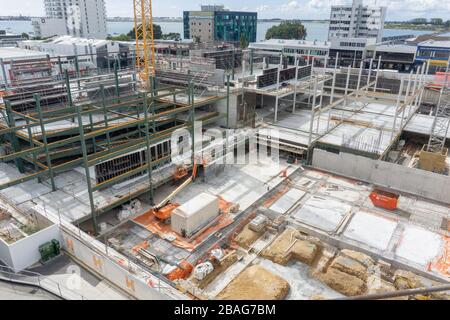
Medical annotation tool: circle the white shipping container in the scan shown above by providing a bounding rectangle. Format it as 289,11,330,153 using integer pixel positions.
171,193,220,238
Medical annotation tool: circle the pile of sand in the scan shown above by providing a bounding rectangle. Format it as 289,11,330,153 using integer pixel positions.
217,265,290,300
235,225,263,249
315,250,373,296
319,268,366,296
261,228,319,266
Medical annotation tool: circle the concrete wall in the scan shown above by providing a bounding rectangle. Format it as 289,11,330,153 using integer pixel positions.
312,148,450,204
215,93,238,128
0,238,13,268
0,224,61,272
8,224,61,272
61,230,173,300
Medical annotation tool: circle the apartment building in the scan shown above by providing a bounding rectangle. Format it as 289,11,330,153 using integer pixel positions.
183,5,257,44
32,0,108,39
328,0,387,42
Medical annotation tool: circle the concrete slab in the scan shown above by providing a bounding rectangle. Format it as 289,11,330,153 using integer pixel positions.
257,258,343,300
292,196,351,233
269,188,306,214
343,211,398,251
396,226,444,267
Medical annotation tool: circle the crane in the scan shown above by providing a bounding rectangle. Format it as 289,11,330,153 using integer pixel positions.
133,0,156,89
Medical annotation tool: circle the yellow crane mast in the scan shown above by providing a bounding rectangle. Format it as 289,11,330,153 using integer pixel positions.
133,0,156,89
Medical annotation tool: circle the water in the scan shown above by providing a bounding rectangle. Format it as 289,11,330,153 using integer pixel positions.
0,20,432,42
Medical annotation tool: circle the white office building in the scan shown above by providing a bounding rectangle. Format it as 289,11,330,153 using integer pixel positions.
328,0,387,42
32,0,108,39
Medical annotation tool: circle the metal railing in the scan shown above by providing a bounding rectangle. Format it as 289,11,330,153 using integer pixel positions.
0,265,86,300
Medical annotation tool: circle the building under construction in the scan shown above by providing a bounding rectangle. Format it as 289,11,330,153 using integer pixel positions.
0,37,449,300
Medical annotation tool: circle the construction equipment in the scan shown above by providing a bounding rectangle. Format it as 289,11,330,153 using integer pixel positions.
152,162,199,221
133,0,156,89
173,165,189,180
166,260,194,281
369,189,400,211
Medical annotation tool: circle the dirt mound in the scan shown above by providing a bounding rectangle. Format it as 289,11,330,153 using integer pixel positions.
340,249,375,268
330,255,368,281
217,265,290,300
319,268,366,296
261,228,319,265
235,225,263,249
394,270,423,290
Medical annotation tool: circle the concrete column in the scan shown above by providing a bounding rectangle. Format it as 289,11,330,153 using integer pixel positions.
293,54,299,114
274,66,281,123
366,58,373,93
308,78,318,146
400,71,413,130
356,61,363,97
391,77,404,141
374,55,382,92
0,58,8,88
344,65,351,109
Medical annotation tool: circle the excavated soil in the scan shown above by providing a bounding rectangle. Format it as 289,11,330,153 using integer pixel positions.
217,265,290,300
235,225,263,249
261,228,319,265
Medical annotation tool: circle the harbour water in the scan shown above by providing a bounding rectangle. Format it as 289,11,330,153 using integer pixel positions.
0,20,431,42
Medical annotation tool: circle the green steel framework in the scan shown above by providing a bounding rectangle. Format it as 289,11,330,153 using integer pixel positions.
0,66,230,234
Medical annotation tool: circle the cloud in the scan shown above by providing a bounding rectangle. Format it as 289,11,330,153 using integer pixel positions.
256,5,271,12
281,1,302,11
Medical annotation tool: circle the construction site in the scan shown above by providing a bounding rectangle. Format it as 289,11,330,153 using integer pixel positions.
0,1,449,301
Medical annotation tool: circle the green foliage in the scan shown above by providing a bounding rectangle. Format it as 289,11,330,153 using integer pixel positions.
409,18,428,25
430,18,443,25
107,34,133,41
21,32,30,40
163,33,181,41
127,23,163,40
265,21,307,40
240,34,249,49
107,26,181,42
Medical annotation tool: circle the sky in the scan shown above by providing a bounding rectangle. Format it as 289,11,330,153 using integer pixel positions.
2,0,450,21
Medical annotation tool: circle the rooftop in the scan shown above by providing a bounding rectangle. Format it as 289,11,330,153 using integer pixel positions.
0,47,48,60
250,39,330,50
370,43,417,54
418,39,450,48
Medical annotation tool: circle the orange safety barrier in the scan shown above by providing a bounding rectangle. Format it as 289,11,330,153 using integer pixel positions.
432,237,450,277
429,72,450,89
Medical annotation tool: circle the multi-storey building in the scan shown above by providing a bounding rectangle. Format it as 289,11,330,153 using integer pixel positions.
328,0,386,42
32,0,108,39
183,5,257,44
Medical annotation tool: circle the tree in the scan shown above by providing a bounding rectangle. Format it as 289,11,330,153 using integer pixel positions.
445,20,450,28
107,34,133,41
410,18,428,25
21,32,29,40
240,34,248,49
431,18,443,25
163,33,181,41
265,21,307,40
127,24,163,40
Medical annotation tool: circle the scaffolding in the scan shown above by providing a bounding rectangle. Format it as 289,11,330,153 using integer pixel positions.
427,59,450,154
